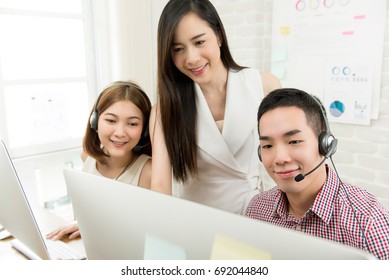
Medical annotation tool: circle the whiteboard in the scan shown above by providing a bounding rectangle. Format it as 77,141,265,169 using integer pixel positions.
271,0,387,125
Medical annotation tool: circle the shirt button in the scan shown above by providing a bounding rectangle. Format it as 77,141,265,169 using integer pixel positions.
296,225,302,231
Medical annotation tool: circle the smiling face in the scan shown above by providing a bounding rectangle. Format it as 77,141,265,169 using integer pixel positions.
259,106,327,196
171,12,225,86
97,100,143,161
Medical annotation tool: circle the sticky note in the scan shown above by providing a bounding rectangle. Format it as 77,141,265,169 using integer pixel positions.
211,234,271,260
144,233,187,260
279,25,291,35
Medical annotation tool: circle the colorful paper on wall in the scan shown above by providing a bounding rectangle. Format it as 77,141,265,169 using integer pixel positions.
271,0,387,123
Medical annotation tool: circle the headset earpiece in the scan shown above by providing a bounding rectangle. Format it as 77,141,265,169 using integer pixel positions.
141,121,149,139
318,132,337,157
89,109,98,131
313,96,337,157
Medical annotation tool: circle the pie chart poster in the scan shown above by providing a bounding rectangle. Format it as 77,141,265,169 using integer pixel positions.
324,57,373,125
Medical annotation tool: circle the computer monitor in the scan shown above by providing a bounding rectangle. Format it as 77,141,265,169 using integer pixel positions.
64,168,375,260
0,140,51,259
0,140,85,260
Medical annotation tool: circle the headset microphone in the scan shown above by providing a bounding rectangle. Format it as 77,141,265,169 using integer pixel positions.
294,158,326,182
133,142,151,153
134,144,145,153
294,138,338,182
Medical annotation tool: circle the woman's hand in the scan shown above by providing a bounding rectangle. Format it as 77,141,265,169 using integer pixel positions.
46,223,80,240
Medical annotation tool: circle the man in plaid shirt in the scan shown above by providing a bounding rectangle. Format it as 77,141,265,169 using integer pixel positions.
246,88,389,260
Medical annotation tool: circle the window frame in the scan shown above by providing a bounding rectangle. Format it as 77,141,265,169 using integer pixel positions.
0,0,97,158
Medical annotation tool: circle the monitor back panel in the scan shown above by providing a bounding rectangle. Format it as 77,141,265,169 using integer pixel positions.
0,140,49,259
64,168,375,260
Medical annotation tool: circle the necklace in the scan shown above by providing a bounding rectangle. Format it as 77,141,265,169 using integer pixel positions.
115,155,138,180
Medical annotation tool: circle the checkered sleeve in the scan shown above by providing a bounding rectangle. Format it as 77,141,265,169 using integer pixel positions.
364,211,389,260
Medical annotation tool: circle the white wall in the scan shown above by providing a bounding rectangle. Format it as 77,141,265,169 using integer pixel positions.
211,0,273,70
210,0,389,196
92,0,155,102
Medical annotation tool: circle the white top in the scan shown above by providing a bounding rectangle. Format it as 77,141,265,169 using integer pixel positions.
82,154,151,185
173,68,274,214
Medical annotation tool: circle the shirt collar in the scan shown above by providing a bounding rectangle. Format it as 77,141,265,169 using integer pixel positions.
310,165,340,224
271,165,340,224
272,188,289,219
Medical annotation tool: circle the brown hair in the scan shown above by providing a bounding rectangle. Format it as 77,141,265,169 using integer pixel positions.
83,81,152,164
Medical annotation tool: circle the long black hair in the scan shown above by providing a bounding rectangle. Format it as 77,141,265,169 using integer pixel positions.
157,0,244,182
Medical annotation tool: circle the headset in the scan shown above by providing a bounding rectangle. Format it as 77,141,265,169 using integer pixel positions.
89,94,102,131
257,94,337,165
314,96,337,158
256,92,384,252
89,81,151,152
90,81,150,135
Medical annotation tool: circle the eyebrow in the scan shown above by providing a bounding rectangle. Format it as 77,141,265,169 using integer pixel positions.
103,112,141,120
172,33,206,46
259,129,302,141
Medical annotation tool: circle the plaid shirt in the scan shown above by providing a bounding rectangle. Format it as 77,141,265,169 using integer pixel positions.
245,165,389,260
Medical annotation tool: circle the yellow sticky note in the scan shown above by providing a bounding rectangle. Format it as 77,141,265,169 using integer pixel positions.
279,25,291,35
211,234,271,260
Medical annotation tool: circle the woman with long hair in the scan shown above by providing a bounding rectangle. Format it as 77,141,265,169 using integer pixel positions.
150,0,281,214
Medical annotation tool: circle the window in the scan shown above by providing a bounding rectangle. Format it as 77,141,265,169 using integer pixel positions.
0,0,96,157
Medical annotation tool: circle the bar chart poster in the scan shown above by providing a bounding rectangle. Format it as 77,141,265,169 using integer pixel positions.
271,0,386,125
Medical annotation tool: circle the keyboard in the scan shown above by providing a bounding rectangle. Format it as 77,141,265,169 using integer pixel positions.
45,239,86,260
11,238,86,260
